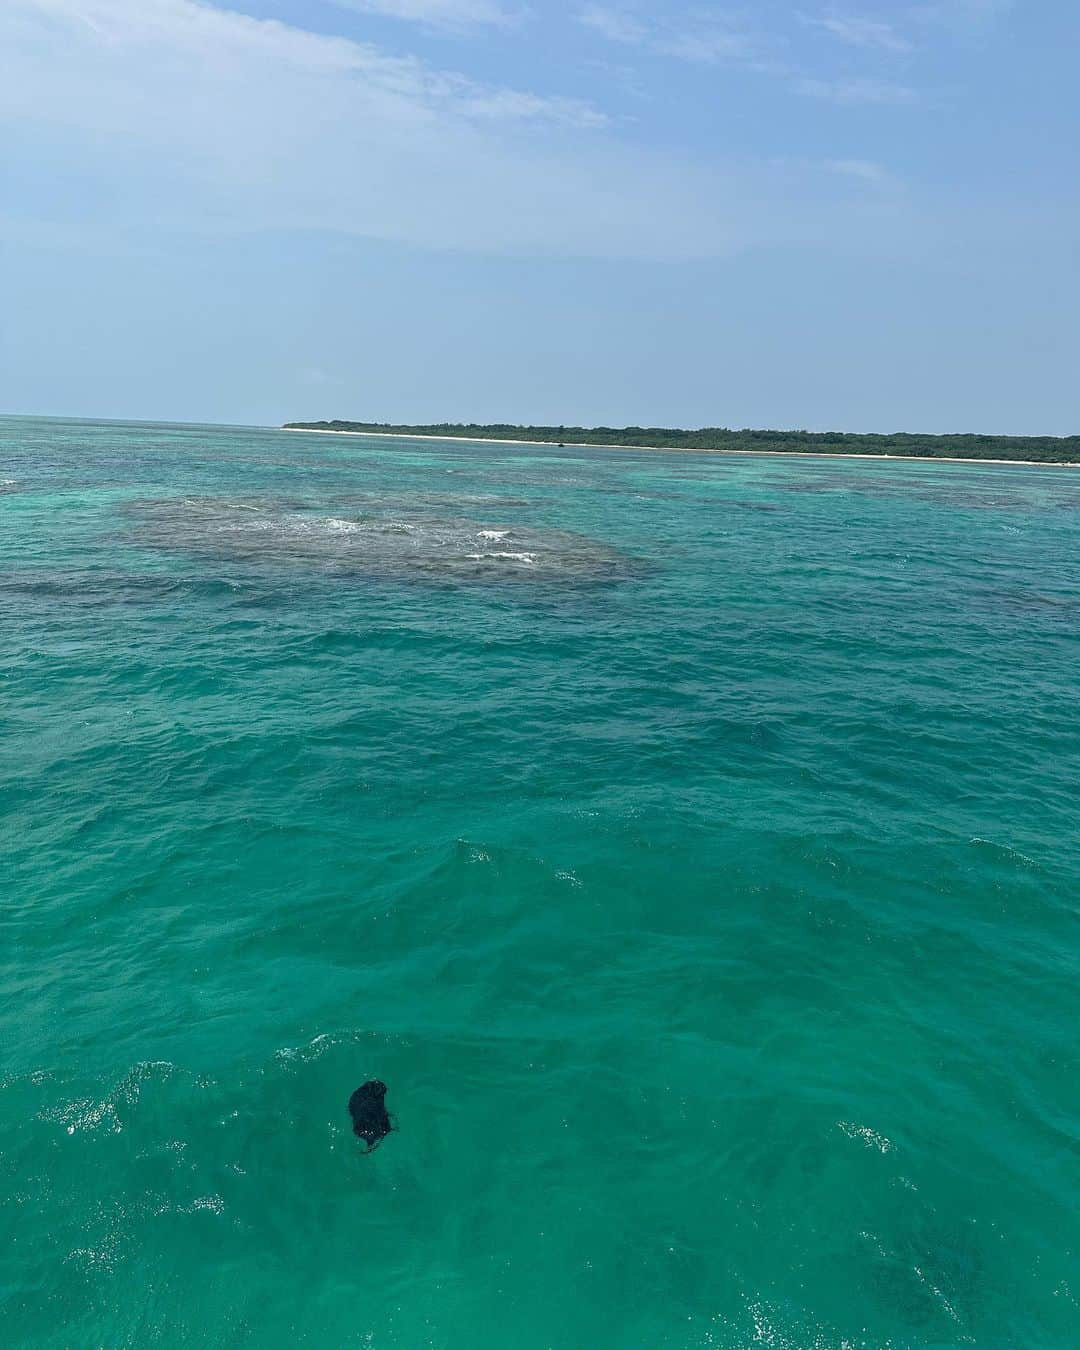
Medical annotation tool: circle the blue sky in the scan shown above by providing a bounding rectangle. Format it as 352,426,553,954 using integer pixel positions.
2,0,1077,432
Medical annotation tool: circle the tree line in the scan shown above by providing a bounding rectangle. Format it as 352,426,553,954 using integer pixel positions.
283,421,1080,464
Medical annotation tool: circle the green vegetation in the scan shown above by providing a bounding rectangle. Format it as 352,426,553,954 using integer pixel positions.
282,421,1080,464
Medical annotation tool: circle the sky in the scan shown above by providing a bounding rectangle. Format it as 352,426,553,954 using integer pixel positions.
1,0,1077,433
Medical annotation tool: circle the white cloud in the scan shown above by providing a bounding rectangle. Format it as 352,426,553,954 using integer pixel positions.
1,0,933,264
0,0,816,260
809,12,912,53
3,0,591,132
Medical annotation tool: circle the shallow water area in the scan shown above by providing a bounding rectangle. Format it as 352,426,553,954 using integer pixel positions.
123,494,638,583
2,416,1079,1349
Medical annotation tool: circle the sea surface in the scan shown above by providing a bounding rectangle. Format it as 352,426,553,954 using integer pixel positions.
1,416,1078,1349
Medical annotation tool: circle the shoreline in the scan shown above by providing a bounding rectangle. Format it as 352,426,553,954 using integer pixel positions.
280,426,1079,469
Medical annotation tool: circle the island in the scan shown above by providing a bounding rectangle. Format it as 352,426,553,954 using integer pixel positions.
282,421,1079,465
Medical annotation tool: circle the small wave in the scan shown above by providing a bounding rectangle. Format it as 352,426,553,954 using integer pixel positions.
179,1194,225,1215
970,837,1037,867
912,1265,962,1326
47,1098,123,1136
744,1300,879,1349
65,1238,122,1273
182,497,263,512
273,1035,331,1063
466,551,537,564
838,1120,894,1153
320,518,414,534
477,529,510,541
41,1060,182,1137
274,1029,389,1065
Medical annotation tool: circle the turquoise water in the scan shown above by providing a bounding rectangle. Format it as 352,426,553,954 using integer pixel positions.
2,416,1078,1348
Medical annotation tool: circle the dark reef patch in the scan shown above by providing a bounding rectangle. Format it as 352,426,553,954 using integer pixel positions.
123,495,643,585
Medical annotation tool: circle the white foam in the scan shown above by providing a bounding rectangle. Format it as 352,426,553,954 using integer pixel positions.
50,1097,123,1136
184,1194,226,1215
838,1120,894,1153
477,529,509,541
912,1265,961,1325
466,551,537,565
315,517,416,535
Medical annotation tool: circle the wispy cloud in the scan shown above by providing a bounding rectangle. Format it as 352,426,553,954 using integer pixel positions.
912,0,1012,24
329,0,515,29
659,27,757,66
807,11,913,53
825,157,890,182
454,86,607,126
799,76,919,104
0,0,837,260
578,5,767,69
578,6,921,87
579,3,647,46
6,0,599,131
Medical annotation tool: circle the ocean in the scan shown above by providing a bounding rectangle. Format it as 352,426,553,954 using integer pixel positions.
2,416,1077,1348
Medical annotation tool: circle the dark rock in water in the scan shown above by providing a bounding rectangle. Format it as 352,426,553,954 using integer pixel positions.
348,1080,393,1153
